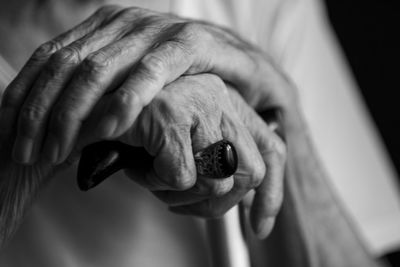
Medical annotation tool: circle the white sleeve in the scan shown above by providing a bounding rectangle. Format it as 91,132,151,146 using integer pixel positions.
268,0,400,256
172,0,400,256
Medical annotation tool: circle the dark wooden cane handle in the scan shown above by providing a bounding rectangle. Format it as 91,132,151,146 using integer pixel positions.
77,140,238,191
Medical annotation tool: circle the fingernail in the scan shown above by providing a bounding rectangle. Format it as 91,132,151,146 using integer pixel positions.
13,136,34,164
96,116,118,138
43,135,59,164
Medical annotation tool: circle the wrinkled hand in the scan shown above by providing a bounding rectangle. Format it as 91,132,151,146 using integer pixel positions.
112,74,286,239
0,5,295,166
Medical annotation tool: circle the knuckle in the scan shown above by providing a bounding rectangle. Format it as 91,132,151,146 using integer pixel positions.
204,74,226,92
82,52,111,76
20,103,46,123
18,105,46,137
50,47,81,66
165,139,196,191
30,41,60,64
209,180,233,197
154,42,176,59
210,74,225,88
152,94,174,113
39,47,80,81
210,186,229,197
178,22,204,42
171,165,196,190
270,137,287,164
140,53,166,79
35,41,60,57
115,89,140,105
151,94,187,123
173,175,195,191
248,161,266,188
52,108,77,127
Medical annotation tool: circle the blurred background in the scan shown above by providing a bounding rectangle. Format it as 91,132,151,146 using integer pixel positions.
324,0,400,265
325,0,399,173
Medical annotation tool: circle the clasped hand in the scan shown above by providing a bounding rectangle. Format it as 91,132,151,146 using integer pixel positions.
0,5,292,240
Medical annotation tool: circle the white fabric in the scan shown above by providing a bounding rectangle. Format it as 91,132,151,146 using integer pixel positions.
281,0,400,254
170,0,400,255
0,0,400,266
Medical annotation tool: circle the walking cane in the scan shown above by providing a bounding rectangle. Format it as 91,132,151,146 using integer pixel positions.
204,110,281,267
206,207,251,267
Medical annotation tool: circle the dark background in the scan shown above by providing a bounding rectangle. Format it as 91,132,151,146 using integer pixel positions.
324,0,399,264
324,0,400,173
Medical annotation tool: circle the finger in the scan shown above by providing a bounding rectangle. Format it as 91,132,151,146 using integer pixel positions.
0,43,59,141
52,5,124,48
124,76,235,194
58,23,201,163
50,30,165,164
146,139,197,191
0,5,117,139
130,113,235,205
38,13,164,165
191,111,234,196
94,36,197,141
10,6,124,164
250,131,285,239
170,112,266,218
127,104,196,191
12,47,83,164
40,9,178,164
230,89,286,239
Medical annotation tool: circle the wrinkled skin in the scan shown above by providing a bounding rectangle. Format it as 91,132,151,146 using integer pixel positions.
0,5,295,165
0,5,294,245
0,74,286,246
122,75,286,237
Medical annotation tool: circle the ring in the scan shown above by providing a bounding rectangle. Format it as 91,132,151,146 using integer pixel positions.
194,140,238,178
77,139,238,191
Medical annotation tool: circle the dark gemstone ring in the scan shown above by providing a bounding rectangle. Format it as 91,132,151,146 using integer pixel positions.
194,140,238,178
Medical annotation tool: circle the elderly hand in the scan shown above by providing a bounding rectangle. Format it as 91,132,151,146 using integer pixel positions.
96,74,285,239
0,5,296,166
0,74,284,248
